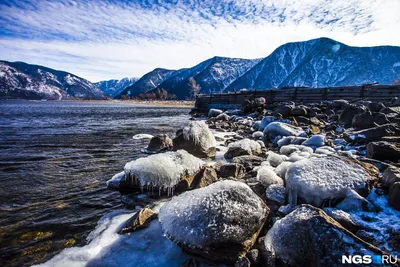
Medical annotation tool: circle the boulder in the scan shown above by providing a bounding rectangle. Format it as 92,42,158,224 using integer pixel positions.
274,161,292,179
339,105,364,127
252,131,264,139
302,134,325,148
118,208,157,234
159,180,269,263
368,102,385,112
231,155,265,171
286,156,378,206
344,123,400,144
352,111,390,129
216,113,230,121
279,144,313,156
389,182,400,210
333,99,349,108
265,184,286,205
208,109,223,118
290,107,307,117
274,104,293,117
217,163,246,179
366,141,400,162
224,138,262,159
173,121,217,158
323,208,362,233
264,205,385,266
147,134,173,152
263,122,305,139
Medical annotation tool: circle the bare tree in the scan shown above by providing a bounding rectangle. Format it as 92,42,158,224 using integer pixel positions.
188,77,201,98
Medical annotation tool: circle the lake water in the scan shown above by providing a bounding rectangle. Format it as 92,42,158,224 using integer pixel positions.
0,101,191,266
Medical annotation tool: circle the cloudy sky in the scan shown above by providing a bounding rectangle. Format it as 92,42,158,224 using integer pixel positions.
0,0,399,82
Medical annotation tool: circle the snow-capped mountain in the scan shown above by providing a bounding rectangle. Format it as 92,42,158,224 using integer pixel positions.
225,38,400,91
94,77,138,98
116,68,176,98
152,56,261,99
0,61,104,100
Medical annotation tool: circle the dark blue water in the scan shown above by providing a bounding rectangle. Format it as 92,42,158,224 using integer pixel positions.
0,100,190,266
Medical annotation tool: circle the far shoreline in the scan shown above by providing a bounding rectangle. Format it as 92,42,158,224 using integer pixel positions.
0,99,195,108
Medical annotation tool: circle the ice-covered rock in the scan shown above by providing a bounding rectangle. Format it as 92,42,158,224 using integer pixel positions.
224,138,262,159
159,180,269,263
286,156,378,206
208,108,223,117
263,122,305,139
335,189,376,212
264,205,384,266
274,162,292,179
287,151,312,162
216,113,230,121
301,134,325,148
252,131,264,139
279,144,313,156
260,116,277,130
256,166,284,188
173,121,217,158
124,150,204,195
265,184,286,204
276,136,295,147
265,151,284,167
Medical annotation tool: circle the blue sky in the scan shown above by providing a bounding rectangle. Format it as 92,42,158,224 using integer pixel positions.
0,0,399,82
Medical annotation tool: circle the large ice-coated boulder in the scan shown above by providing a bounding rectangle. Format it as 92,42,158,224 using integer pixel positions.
124,150,204,195
264,205,384,266
286,156,378,206
159,180,269,263
224,138,262,159
173,121,217,158
263,122,305,139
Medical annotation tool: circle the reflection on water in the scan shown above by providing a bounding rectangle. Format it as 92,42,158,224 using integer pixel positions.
0,100,190,266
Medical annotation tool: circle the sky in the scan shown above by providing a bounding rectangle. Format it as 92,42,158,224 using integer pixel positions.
0,0,399,82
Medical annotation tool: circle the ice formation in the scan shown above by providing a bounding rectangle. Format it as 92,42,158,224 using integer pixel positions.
263,122,305,139
159,180,267,250
257,166,284,188
286,156,374,206
182,121,217,150
132,134,154,140
36,210,189,267
265,184,287,204
252,131,264,139
124,150,204,194
315,146,336,155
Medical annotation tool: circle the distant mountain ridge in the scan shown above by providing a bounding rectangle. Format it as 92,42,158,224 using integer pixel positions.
94,77,138,98
225,38,400,91
0,61,104,100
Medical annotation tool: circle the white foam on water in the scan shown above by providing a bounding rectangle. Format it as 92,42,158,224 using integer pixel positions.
132,134,154,140
35,209,190,267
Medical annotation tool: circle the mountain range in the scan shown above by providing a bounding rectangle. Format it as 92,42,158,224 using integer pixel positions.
0,60,104,100
1,38,399,100
94,77,138,98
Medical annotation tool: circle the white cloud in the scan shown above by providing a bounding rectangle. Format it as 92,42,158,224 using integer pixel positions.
0,0,399,82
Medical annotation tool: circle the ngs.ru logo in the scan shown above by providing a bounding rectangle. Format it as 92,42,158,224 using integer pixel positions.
342,255,398,265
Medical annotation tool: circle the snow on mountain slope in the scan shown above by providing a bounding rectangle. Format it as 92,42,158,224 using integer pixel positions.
153,56,261,99
0,61,104,100
226,38,400,91
116,68,176,98
94,77,138,98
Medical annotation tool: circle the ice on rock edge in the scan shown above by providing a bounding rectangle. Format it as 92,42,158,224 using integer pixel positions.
226,138,261,155
183,120,216,150
159,180,267,249
286,156,374,206
106,171,125,190
124,150,204,193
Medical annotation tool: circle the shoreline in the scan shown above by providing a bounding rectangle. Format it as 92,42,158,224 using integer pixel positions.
0,99,195,108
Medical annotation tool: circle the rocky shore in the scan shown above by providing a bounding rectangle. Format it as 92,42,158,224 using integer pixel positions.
107,97,400,266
